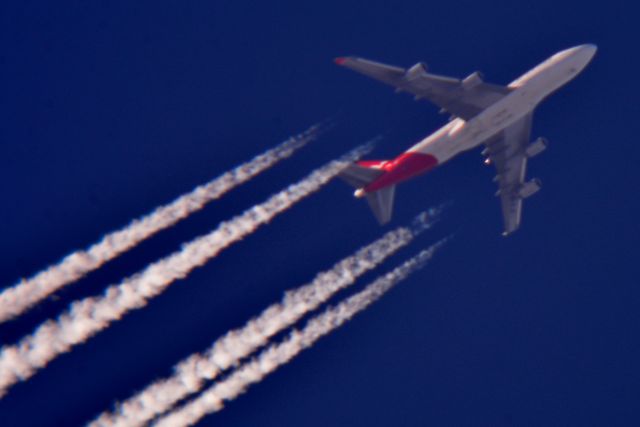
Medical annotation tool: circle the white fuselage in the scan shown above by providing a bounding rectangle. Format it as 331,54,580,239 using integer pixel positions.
407,45,597,163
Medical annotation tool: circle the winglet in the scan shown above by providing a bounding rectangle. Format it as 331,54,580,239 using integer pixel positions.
334,57,347,65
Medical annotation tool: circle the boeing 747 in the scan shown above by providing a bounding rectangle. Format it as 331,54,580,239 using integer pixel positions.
336,44,597,235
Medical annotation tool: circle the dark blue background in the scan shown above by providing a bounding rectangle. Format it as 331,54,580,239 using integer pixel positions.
1,1,639,426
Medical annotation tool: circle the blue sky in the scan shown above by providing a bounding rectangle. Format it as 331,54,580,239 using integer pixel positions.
1,1,639,426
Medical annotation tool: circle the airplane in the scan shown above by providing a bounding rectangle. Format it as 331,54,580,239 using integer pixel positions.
335,44,597,236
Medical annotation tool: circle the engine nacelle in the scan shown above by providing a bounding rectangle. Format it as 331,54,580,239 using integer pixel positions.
405,62,428,79
517,178,542,199
525,137,548,158
462,71,484,90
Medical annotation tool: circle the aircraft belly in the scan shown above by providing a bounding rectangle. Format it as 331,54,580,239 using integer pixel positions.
408,93,535,165
452,92,534,152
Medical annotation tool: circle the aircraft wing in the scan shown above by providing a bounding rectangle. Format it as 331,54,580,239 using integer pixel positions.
484,113,537,236
335,56,511,120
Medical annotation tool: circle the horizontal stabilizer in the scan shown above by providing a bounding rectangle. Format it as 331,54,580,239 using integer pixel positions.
366,186,396,225
339,163,395,224
357,160,387,169
338,163,385,189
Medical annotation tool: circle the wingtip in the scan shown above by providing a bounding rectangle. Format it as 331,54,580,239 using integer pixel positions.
334,57,347,65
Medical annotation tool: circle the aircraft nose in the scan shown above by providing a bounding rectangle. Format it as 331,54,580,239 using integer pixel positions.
556,44,597,71
575,43,597,66
555,44,597,61
578,44,597,58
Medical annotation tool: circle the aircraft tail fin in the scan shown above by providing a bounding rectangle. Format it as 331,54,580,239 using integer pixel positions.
339,162,395,225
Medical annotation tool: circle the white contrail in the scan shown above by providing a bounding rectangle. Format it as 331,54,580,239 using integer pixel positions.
0,142,372,399
155,240,448,427
89,208,442,427
0,123,326,324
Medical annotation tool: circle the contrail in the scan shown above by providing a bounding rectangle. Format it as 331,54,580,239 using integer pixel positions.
0,142,372,399
0,123,326,324
155,240,448,427
89,208,442,427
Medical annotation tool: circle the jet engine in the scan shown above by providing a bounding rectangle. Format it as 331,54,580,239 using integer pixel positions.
462,71,484,90
406,62,428,79
525,137,548,158
517,178,542,199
